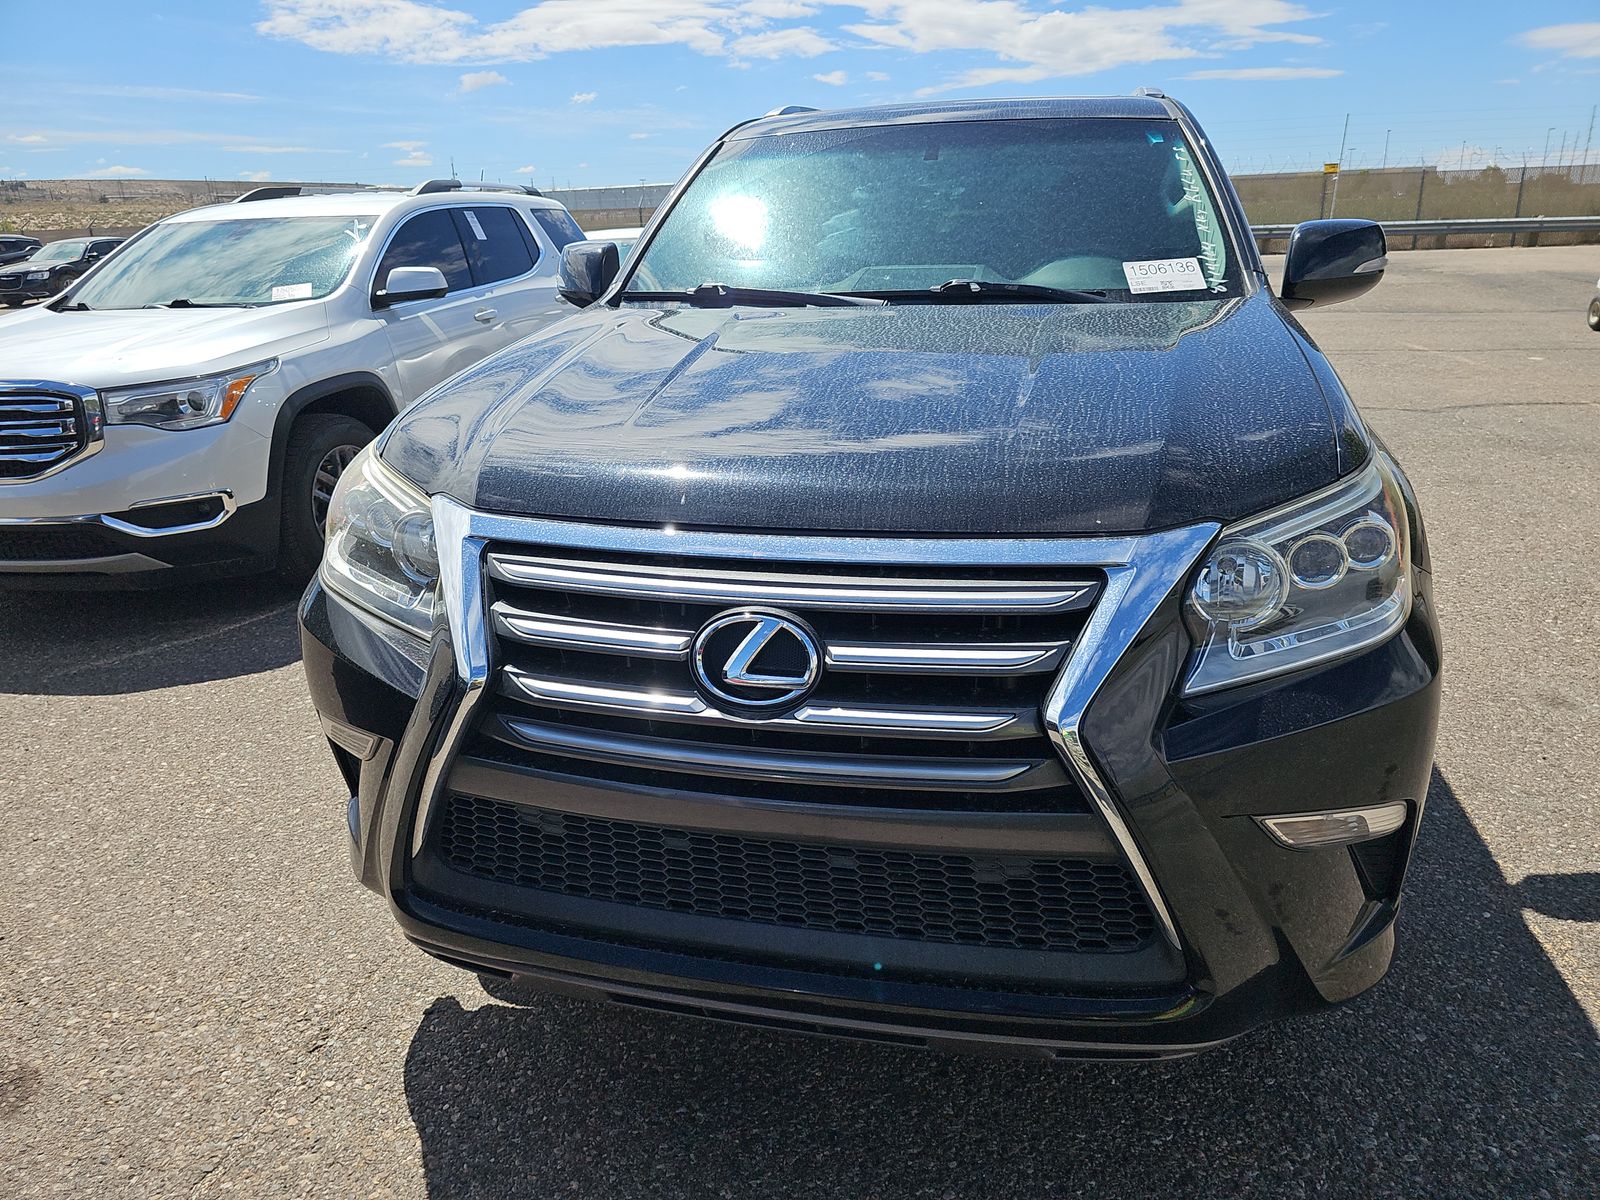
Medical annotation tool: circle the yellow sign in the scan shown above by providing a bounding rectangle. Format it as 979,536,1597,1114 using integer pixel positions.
1323,162,1340,174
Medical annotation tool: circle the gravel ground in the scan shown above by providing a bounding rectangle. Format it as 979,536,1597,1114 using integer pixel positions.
1,245,1597,1198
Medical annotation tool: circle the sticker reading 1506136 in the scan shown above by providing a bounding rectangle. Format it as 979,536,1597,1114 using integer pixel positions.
1121,257,1206,294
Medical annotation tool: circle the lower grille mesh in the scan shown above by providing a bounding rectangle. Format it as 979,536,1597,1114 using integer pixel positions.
436,793,1154,952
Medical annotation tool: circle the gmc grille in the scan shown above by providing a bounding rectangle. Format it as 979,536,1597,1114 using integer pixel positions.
0,386,93,480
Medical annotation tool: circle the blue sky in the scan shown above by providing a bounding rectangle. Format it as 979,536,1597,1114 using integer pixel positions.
5,3,1598,188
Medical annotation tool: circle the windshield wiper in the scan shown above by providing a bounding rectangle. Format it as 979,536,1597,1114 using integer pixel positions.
622,283,885,308
147,298,255,309
851,279,1112,304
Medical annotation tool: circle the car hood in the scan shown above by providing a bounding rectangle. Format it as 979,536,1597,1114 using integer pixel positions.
0,304,331,387
383,293,1365,536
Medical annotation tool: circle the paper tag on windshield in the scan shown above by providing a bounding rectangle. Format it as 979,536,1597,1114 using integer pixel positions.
271,282,313,301
463,211,487,241
1121,257,1205,294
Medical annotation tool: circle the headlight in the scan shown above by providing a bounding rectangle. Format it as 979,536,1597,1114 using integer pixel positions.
102,360,277,431
24,270,50,281
1182,454,1413,695
320,445,439,638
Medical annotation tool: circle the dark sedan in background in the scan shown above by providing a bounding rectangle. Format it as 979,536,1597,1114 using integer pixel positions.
0,234,42,265
0,236,124,305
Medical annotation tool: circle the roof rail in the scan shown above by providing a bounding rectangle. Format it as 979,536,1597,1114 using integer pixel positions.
410,178,543,197
234,185,306,204
762,105,818,118
1132,87,1167,98
234,183,402,203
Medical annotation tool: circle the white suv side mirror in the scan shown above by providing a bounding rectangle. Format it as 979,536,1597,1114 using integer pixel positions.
374,265,449,308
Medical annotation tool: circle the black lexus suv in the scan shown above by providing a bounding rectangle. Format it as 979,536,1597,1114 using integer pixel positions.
299,93,1441,1059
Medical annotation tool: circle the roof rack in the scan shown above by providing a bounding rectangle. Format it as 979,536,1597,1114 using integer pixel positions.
234,183,402,204
762,105,818,118
409,178,543,197
1132,87,1167,98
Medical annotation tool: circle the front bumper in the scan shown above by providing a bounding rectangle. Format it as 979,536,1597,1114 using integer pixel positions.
0,411,278,583
299,513,1441,1058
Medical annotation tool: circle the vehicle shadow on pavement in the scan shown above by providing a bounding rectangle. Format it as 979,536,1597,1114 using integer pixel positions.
0,579,305,695
400,769,1599,1199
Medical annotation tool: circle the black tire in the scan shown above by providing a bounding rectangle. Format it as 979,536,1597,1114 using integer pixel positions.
278,413,376,580
1588,298,1600,332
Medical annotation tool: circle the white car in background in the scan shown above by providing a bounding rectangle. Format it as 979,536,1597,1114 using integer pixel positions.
0,181,588,583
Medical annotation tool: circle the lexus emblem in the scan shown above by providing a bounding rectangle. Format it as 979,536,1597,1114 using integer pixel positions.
691,609,822,712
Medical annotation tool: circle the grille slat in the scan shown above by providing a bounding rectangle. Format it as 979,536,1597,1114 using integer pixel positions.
488,713,1054,791
500,665,1035,740
436,794,1155,953
488,552,1097,614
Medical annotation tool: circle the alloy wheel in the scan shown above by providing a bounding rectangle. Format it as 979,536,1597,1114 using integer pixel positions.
312,444,362,531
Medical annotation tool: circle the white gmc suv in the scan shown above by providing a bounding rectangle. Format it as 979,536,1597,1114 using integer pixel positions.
0,181,588,584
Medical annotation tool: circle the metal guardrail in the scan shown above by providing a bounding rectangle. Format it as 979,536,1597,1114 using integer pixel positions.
1251,215,1600,240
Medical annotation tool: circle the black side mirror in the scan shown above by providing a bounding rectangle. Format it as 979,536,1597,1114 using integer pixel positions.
559,241,620,307
1281,219,1386,310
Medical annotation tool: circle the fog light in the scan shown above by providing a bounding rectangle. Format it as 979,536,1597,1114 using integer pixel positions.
1258,802,1408,849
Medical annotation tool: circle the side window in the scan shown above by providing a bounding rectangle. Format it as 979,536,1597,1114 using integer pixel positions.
374,209,472,295
532,208,586,251
91,240,119,257
453,206,535,285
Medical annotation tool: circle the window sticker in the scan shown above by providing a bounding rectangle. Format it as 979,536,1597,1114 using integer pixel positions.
271,282,313,301
463,211,487,241
1172,142,1226,288
1122,257,1206,294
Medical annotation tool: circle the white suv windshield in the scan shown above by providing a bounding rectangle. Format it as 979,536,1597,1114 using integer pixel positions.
69,214,379,309
627,118,1238,301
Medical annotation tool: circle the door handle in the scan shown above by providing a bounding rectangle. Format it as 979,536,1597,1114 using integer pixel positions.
473,307,497,324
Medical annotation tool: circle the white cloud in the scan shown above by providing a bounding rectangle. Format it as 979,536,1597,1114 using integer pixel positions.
394,151,434,168
383,140,428,151
1517,22,1600,59
514,164,538,173
571,91,597,103
258,0,1327,91
813,69,848,85
459,69,509,91
730,27,833,58
71,84,264,102
86,165,149,178
628,132,652,140
1182,66,1342,80
222,143,333,153
239,170,273,181
865,70,890,81
7,134,47,145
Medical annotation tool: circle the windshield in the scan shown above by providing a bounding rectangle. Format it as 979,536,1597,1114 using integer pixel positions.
68,214,379,309
31,241,89,264
627,118,1240,302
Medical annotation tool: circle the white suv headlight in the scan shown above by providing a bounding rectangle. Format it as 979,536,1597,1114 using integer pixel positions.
102,360,276,431
320,446,439,638
1182,454,1413,695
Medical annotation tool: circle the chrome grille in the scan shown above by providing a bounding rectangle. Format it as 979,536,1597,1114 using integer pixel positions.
0,385,94,480
475,543,1102,813
0,274,20,291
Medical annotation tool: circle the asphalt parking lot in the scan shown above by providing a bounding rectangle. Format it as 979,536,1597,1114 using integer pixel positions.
2,245,1597,1199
